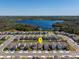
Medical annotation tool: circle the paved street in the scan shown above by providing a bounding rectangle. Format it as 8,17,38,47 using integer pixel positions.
57,35,79,51
0,35,16,51
0,51,79,58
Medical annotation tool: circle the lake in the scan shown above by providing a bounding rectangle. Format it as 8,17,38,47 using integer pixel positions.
16,19,64,30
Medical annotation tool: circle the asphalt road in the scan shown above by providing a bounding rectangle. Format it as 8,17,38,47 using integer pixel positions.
0,35,16,51
57,35,79,51
0,51,79,57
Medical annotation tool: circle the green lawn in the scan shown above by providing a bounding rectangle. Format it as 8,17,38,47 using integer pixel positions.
0,36,10,45
0,38,7,45
0,41,4,44
13,40,53,44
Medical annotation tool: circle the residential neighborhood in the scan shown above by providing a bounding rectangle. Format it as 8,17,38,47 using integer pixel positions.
0,31,79,59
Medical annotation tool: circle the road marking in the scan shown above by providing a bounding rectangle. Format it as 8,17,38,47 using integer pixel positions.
76,55,79,57
28,56,32,58
65,51,69,53
59,51,64,53
41,56,46,58
19,51,23,53
38,51,42,53
6,56,11,58
10,51,14,53
60,55,66,57
68,55,73,57
45,51,49,53
0,56,3,58
33,51,37,53
24,51,28,53
53,51,57,53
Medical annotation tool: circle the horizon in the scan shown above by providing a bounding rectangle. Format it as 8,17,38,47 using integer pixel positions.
0,0,79,16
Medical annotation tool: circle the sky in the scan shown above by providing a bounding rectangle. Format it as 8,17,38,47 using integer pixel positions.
0,0,79,16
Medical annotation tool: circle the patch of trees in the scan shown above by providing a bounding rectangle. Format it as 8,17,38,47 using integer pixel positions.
0,19,16,31
15,24,39,31
53,22,78,34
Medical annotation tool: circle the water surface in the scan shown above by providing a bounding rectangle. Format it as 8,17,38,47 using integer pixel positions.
16,19,64,30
